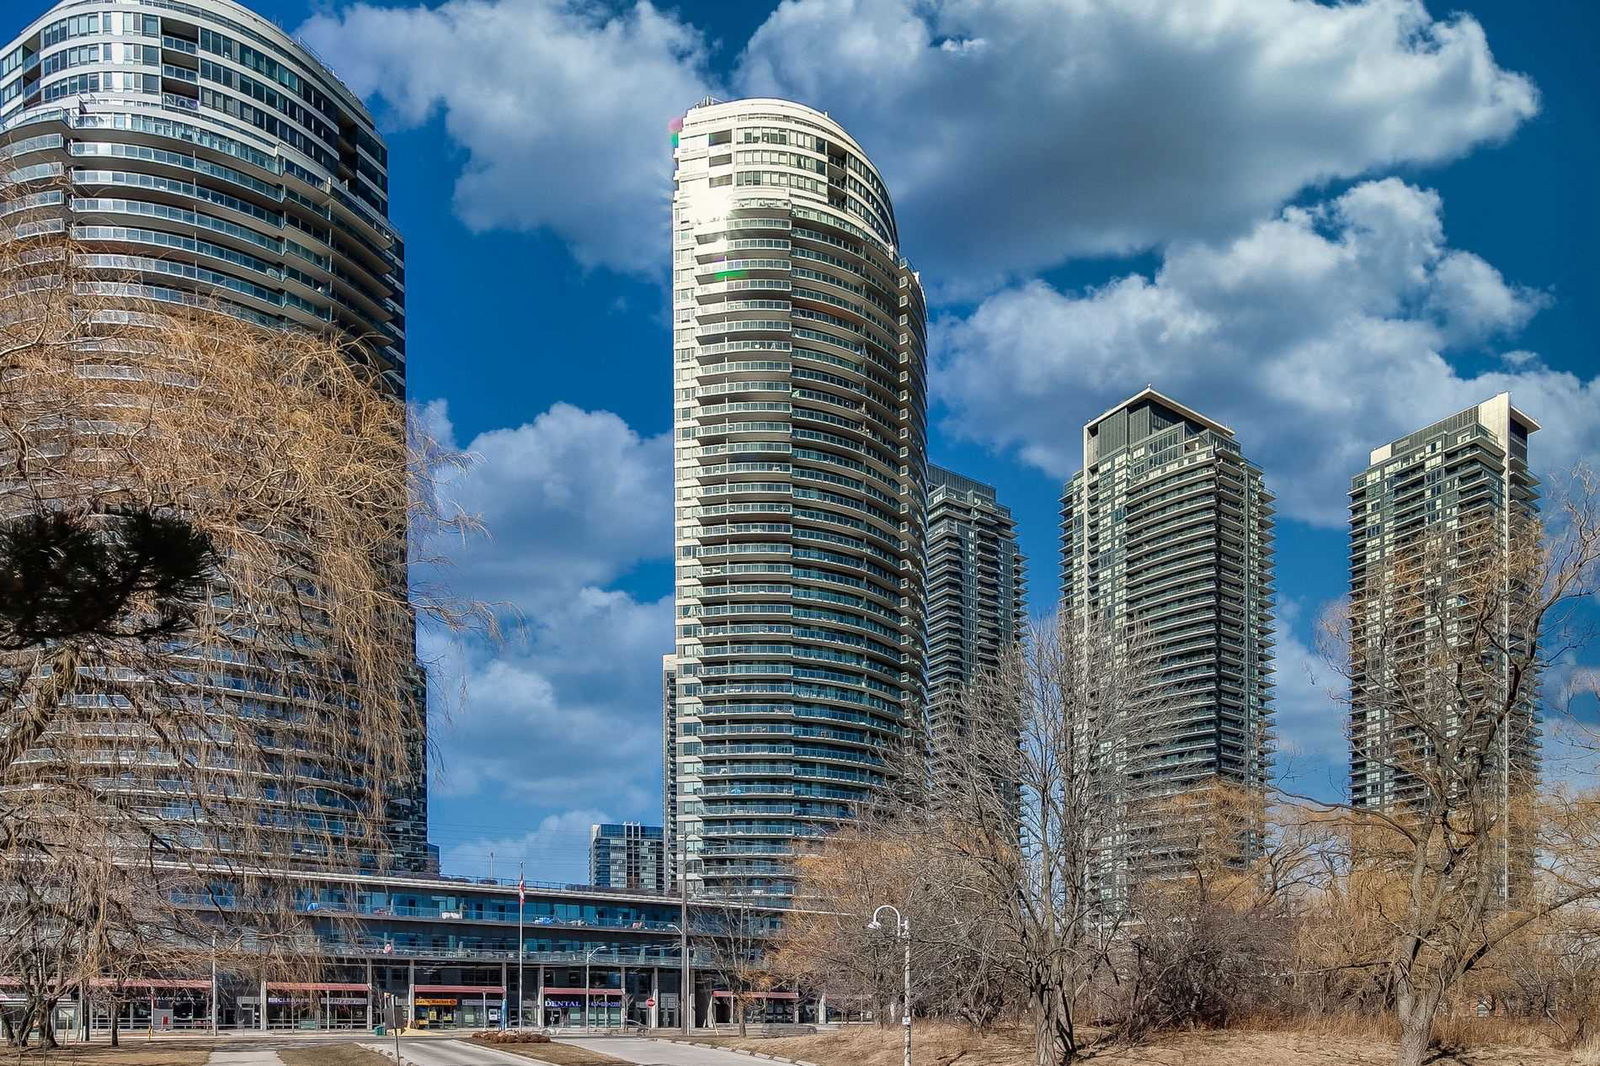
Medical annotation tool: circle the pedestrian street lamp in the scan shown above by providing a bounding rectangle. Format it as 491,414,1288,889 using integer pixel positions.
867,905,911,1066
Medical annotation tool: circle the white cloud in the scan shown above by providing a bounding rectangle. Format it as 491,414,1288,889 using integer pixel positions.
414,403,674,865
737,0,1537,289
301,0,1535,286
423,591,671,815
298,0,714,273
438,808,613,884
423,399,672,605
936,178,1591,527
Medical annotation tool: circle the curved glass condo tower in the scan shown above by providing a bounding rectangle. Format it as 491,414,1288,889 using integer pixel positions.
669,99,928,899
1,0,424,869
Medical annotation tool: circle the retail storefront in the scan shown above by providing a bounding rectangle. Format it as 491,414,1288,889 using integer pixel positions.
237,983,370,1030
412,984,502,1030
711,990,801,1026
541,988,623,1028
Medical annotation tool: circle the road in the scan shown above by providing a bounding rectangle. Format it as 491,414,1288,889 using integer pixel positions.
560,1036,780,1066
364,1037,547,1066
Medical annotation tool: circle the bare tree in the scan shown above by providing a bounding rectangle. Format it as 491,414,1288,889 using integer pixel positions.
929,616,1171,1066
0,165,480,1045
697,901,775,1036
1311,468,1600,1066
775,813,1017,1030
1114,786,1324,1039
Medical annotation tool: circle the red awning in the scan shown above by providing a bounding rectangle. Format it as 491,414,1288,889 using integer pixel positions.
541,987,622,996
415,984,504,995
89,979,213,990
266,982,368,993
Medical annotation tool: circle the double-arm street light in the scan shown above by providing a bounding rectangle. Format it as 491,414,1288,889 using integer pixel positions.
868,905,911,1066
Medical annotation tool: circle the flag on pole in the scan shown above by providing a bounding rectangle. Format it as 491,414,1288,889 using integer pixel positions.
517,873,525,904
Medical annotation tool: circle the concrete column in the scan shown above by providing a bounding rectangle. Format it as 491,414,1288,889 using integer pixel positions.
534,964,545,1029
500,962,508,1029
791,997,800,1024
365,960,374,1029
407,959,415,1032
649,968,659,1029
817,992,826,1025
257,977,267,1031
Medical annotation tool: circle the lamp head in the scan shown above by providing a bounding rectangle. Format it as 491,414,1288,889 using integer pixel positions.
866,920,882,931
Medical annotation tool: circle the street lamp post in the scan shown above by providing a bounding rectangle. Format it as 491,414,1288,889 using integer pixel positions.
868,905,911,1066
666,922,690,1034
209,934,217,1036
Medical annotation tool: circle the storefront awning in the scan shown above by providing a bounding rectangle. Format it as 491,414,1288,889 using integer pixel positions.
266,983,368,993
415,984,504,995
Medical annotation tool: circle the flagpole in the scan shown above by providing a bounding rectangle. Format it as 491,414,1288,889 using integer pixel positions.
516,862,526,1030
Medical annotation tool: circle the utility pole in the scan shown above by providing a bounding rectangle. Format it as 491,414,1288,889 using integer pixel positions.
679,833,691,1034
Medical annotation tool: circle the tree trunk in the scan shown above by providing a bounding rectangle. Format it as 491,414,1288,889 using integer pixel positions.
1394,983,1438,1066
109,1001,120,1047
1032,981,1076,1066
39,999,58,1049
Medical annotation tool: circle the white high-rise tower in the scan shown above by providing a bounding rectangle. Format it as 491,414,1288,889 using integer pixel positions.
669,99,928,900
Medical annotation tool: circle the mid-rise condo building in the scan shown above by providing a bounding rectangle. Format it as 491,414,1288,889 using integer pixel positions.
590,822,667,894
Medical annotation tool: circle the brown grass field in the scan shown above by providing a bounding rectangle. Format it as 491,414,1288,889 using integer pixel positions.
278,1044,395,1066
0,1040,214,1065
670,1019,1600,1066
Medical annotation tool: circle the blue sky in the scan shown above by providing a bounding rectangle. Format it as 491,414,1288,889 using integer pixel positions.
220,0,1598,881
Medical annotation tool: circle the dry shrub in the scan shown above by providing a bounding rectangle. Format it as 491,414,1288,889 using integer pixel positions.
473,1030,553,1044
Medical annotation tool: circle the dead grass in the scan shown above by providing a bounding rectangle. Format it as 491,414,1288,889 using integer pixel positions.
470,1038,626,1065
662,1023,1030,1066
279,1044,395,1066
673,1021,1591,1066
0,1040,214,1066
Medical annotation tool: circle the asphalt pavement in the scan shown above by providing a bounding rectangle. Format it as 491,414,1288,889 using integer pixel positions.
559,1036,790,1066
365,1038,544,1066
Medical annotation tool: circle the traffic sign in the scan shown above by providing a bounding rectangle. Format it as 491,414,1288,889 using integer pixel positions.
646,997,656,1008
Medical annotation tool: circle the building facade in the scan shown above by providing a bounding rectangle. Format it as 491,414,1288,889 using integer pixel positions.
661,653,680,883
9,870,803,1033
1060,389,1275,893
924,465,1026,786
0,0,423,868
669,98,929,900
590,822,667,894
1348,393,1540,818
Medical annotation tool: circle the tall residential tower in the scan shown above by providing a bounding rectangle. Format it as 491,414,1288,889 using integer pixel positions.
1060,389,1275,892
925,465,1026,784
1348,394,1540,818
669,98,928,900
1,0,422,868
